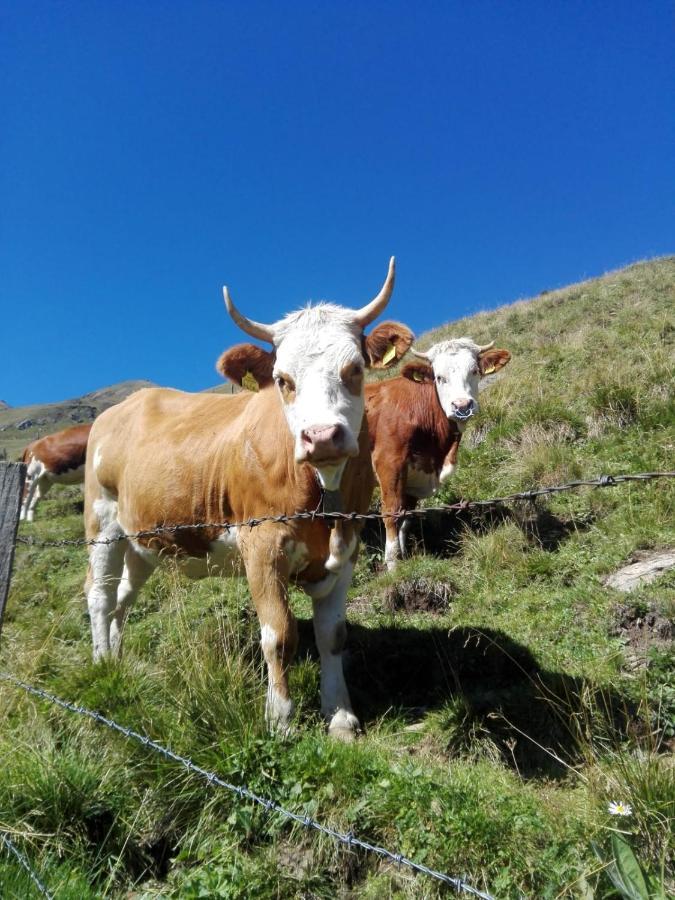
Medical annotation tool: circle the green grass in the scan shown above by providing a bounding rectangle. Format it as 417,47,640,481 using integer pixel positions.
1,258,673,897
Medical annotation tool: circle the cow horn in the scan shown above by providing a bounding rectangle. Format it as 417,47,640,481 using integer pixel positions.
477,340,495,353
353,257,396,327
223,287,275,344
411,348,431,361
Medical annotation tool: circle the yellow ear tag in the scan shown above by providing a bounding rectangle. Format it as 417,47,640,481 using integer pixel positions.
483,365,496,375
241,371,259,392
381,342,397,366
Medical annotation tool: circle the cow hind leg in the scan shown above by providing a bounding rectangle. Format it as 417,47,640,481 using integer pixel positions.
312,562,360,740
23,473,48,522
86,502,127,661
109,548,156,656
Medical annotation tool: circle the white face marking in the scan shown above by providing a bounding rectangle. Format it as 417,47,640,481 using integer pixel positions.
271,305,365,480
426,340,482,424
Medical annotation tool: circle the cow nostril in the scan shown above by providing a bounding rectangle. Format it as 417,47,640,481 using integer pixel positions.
302,424,342,449
452,399,476,419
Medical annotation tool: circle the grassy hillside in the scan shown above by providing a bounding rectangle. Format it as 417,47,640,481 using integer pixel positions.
1,258,673,898
0,381,157,460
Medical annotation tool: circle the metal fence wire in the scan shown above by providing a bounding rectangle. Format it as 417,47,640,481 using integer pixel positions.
1,673,495,900
4,469,674,897
0,830,54,900
14,470,674,549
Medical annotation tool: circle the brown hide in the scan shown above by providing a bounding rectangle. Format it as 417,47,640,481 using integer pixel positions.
86,387,374,583
23,424,92,475
364,374,461,541
366,375,460,477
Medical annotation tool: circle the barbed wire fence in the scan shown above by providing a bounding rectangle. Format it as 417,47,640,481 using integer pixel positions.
14,470,674,549
1,672,495,900
0,831,54,900
0,464,673,897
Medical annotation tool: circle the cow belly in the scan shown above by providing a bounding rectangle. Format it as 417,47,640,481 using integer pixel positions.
50,463,86,486
130,532,314,580
405,463,440,499
179,530,243,578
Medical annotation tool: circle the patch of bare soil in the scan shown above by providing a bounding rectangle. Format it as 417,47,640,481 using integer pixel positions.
381,577,455,613
611,601,673,671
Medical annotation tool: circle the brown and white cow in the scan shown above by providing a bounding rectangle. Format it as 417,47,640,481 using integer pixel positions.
221,336,511,571
365,338,511,569
84,259,412,739
20,423,92,522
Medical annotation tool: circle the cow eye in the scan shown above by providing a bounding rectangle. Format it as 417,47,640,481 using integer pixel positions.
275,376,286,389
471,366,479,376
436,375,445,384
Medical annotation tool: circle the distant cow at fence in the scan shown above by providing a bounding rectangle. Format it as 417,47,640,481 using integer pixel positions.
20,423,92,522
85,259,413,739
365,339,511,569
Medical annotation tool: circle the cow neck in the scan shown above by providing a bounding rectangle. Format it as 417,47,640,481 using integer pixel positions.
313,471,343,528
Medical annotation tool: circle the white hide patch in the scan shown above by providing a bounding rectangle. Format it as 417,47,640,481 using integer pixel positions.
93,444,104,472
93,489,119,532
179,528,242,578
315,461,348,492
285,540,310,575
439,461,456,484
405,463,440,500
325,531,357,573
260,623,279,655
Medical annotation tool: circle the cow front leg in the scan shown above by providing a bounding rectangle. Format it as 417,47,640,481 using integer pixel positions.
312,562,360,740
243,540,298,734
397,494,418,558
374,458,406,571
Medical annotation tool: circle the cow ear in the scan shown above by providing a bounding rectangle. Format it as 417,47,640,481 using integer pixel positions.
401,362,434,384
479,348,511,376
215,343,275,390
364,321,414,369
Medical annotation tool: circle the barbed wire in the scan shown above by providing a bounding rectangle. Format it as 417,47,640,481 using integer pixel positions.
0,831,54,900
1,672,495,900
14,471,675,549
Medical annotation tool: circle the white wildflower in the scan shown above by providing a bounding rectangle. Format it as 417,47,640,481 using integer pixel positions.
607,801,632,817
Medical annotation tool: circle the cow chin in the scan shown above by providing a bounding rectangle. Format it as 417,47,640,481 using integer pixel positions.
312,459,348,491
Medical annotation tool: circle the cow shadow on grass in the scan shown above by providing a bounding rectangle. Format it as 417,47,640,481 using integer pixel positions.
295,618,633,779
362,502,595,559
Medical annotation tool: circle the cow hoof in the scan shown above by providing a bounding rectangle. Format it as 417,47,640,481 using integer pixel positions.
328,710,360,741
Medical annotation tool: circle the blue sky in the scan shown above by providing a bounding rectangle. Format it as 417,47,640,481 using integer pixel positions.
1,1,673,407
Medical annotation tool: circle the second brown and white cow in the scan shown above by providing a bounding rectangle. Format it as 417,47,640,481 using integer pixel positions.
84,259,413,739
365,338,511,569
221,336,511,571
20,423,92,521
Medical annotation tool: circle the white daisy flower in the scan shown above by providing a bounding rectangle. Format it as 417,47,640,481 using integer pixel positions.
608,801,633,817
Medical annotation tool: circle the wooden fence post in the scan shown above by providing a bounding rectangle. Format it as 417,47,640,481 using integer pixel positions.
0,463,26,641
